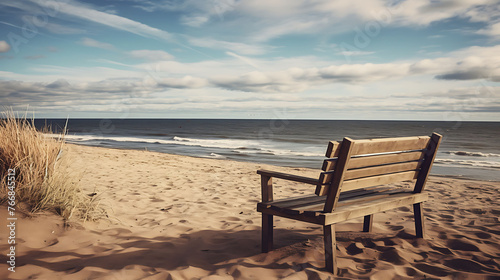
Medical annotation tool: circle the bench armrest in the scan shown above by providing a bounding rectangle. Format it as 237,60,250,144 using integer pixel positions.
257,169,319,202
257,169,319,185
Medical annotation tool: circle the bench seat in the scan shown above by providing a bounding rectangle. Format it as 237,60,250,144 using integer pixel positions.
258,187,428,225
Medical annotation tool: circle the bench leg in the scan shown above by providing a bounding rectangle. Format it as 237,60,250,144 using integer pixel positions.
323,225,337,274
262,214,273,253
413,203,425,238
363,214,373,232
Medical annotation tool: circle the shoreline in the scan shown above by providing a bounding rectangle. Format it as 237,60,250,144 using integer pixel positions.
67,142,500,183
1,143,499,279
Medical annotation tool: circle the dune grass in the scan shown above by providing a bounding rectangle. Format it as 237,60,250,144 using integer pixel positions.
0,112,100,221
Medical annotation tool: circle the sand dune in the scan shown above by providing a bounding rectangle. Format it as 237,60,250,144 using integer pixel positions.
1,144,499,279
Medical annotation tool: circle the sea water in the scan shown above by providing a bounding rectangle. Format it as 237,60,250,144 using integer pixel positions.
36,119,500,181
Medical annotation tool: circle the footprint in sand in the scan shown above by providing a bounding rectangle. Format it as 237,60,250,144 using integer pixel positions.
394,266,418,277
430,245,454,255
378,248,406,265
473,231,491,239
446,239,480,251
438,214,455,221
346,243,363,255
437,231,448,240
443,258,485,273
414,263,450,277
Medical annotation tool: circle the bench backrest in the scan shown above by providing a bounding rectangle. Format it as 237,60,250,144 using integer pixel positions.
315,133,442,213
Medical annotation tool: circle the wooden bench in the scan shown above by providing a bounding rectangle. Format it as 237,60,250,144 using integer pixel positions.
256,133,442,274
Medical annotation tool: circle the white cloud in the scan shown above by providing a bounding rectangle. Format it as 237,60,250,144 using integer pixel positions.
386,0,500,41
157,75,208,88
80,37,115,50
6,43,500,95
24,55,45,60
187,37,272,55
252,18,329,42
211,62,409,92
477,21,500,38
140,0,237,26
0,41,10,52
128,50,174,61
167,0,500,42
180,15,209,27
463,2,500,27
336,51,375,57
0,1,44,15
3,77,498,119
30,0,173,42
0,65,142,83
210,44,500,92
226,52,260,69
44,22,87,35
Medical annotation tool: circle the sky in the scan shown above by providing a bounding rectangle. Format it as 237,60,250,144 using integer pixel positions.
0,0,499,121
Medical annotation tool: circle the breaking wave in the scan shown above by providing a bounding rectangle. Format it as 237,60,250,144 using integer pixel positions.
47,134,324,157
436,158,500,169
446,151,500,157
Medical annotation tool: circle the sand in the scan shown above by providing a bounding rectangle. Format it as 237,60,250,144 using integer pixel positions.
1,144,499,279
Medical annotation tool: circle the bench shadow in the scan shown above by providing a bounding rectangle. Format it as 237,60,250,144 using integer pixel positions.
15,227,324,274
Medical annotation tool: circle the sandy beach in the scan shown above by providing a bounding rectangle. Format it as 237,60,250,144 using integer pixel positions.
1,143,499,279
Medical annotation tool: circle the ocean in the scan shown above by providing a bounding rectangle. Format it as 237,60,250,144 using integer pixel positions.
36,119,500,181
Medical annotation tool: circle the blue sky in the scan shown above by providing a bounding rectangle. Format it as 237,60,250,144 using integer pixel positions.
0,0,499,120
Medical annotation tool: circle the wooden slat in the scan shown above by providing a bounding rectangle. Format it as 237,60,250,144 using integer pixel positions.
281,206,316,216
293,187,398,212
264,186,398,214
339,186,395,200
336,188,406,208
289,204,324,214
316,178,333,197
259,193,316,205
322,158,337,171
350,136,430,156
342,170,419,192
314,185,328,198
323,192,428,225
312,187,378,208
260,195,325,210
325,141,341,158
304,210,322,217
318,171,334,185
344,161,422,180
347,151,424,169
323,151,424,173
259,192,429,226
340,186,399,200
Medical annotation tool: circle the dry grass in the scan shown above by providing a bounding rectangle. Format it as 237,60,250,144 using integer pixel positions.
0,111,101,221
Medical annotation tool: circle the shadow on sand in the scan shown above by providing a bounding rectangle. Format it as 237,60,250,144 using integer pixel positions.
13,227,325,275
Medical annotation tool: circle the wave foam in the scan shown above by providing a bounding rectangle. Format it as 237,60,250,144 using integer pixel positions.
436,158,500,169
53,134,324,158
172,136,258,149
446,151,500,157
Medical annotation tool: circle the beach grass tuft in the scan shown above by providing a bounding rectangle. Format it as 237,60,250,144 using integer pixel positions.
0,111,101,221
